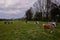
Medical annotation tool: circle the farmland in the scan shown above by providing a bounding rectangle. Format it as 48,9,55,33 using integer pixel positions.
0,21,60,40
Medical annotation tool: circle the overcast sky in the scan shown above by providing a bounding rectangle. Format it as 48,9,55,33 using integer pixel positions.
0,0,37,19
0,0,60,19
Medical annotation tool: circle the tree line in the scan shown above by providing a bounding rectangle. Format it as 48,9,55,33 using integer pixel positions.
25,4,60,22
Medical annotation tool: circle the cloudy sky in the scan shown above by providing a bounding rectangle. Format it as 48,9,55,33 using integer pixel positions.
0,0,37,19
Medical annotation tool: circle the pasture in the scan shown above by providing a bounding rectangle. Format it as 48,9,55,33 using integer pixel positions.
0,21,60,40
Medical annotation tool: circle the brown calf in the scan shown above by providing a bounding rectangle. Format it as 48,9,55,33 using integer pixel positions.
43,24,54,33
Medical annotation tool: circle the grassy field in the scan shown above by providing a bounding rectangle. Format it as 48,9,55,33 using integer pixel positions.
0,21,60,40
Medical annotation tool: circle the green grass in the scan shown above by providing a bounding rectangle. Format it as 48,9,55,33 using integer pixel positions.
0,21,60,40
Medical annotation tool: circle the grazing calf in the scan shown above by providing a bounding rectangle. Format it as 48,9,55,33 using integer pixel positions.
4,21,13,24
42,23,55,33
34,21,39,24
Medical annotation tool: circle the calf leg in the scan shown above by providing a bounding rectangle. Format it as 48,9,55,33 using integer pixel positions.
50,27,54,33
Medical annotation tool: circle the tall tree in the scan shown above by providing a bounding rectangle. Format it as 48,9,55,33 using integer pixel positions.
50,4,60,22
34,12,42,21
25,7,33,23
